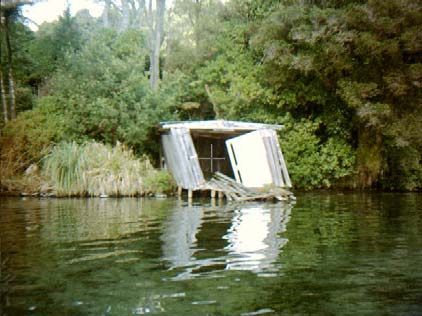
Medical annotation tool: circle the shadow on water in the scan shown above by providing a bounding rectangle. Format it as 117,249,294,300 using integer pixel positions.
1,193,421,315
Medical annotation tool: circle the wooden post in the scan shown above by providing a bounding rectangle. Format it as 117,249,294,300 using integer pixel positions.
177,186,182,198
218,190,224,199
211,190,216,199
188,189,193,206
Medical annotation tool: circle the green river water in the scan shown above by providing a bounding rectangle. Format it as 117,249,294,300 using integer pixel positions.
1,193,421,315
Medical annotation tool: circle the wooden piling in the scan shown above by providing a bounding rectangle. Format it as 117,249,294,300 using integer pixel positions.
218,190,224,199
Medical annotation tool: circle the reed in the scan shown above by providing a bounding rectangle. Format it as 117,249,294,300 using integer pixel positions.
43,142,85,196
43,141,173,197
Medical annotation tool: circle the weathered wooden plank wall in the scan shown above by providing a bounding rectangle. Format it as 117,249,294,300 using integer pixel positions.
261,129,284,187
162,127,205,189
269,129,292,188
161,122,292,190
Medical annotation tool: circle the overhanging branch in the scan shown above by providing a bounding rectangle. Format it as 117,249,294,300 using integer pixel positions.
0,0,33,10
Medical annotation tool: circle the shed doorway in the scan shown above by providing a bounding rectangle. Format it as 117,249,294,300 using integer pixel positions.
160,120,292,190
192,135,235,180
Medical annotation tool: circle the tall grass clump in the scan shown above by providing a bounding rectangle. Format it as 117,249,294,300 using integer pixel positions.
43,142,84,196
43,141,174,197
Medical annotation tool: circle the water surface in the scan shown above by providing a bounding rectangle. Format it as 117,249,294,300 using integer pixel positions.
1,193,421,315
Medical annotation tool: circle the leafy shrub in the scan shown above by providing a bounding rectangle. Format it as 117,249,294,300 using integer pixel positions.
143,169,176,194
42,29,180,157
281,119,355,189
0,97,66,179
381,146,422,191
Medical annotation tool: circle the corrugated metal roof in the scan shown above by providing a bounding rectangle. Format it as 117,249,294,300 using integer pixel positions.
160,120,283,131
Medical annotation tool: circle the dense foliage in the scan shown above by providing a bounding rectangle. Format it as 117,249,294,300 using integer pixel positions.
1,0,420,190
0,98,66,178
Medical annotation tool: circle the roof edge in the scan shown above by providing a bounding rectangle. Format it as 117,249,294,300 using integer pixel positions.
160,120,283,131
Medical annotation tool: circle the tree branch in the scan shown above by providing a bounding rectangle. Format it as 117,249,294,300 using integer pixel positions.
0,0,33,10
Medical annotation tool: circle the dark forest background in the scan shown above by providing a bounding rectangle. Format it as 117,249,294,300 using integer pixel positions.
1,0,421,190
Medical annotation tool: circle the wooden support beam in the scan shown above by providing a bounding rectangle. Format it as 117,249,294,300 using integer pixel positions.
208,172,294,202
218,191,224,199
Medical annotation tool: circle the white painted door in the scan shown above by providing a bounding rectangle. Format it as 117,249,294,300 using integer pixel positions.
226,130,273,188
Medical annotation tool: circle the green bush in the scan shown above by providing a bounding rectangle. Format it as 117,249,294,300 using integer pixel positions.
143,169,176,194
0,97,66,178
281,119,355,189
41,29,180,157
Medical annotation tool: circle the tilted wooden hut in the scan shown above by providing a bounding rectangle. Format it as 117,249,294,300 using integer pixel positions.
160,120,292,196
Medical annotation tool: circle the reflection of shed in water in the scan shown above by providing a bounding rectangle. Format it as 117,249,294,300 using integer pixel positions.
160,120,292,198
161,204,292,279
224,207,290,272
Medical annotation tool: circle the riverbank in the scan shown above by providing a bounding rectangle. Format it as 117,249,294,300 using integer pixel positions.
0,173,175,198
0,141,176,198
2,179,419,199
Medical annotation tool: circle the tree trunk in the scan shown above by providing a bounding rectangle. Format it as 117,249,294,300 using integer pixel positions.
0,70,8,122
139,0,146,26
4,14,16,120
0,22,8,122
205,84,220,118
193,0,202,49
149,0,165,91
147,0,154,87
150,41,160,90
120,0,130,31
102,0,111,27
7,71,16,120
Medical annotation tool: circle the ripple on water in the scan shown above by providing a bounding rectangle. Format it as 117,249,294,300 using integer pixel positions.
1,194,422,316
241,308,275,315
66,249,142,264
191,300,217,305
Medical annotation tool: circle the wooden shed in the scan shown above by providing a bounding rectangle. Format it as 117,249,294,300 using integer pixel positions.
160,120,292,197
